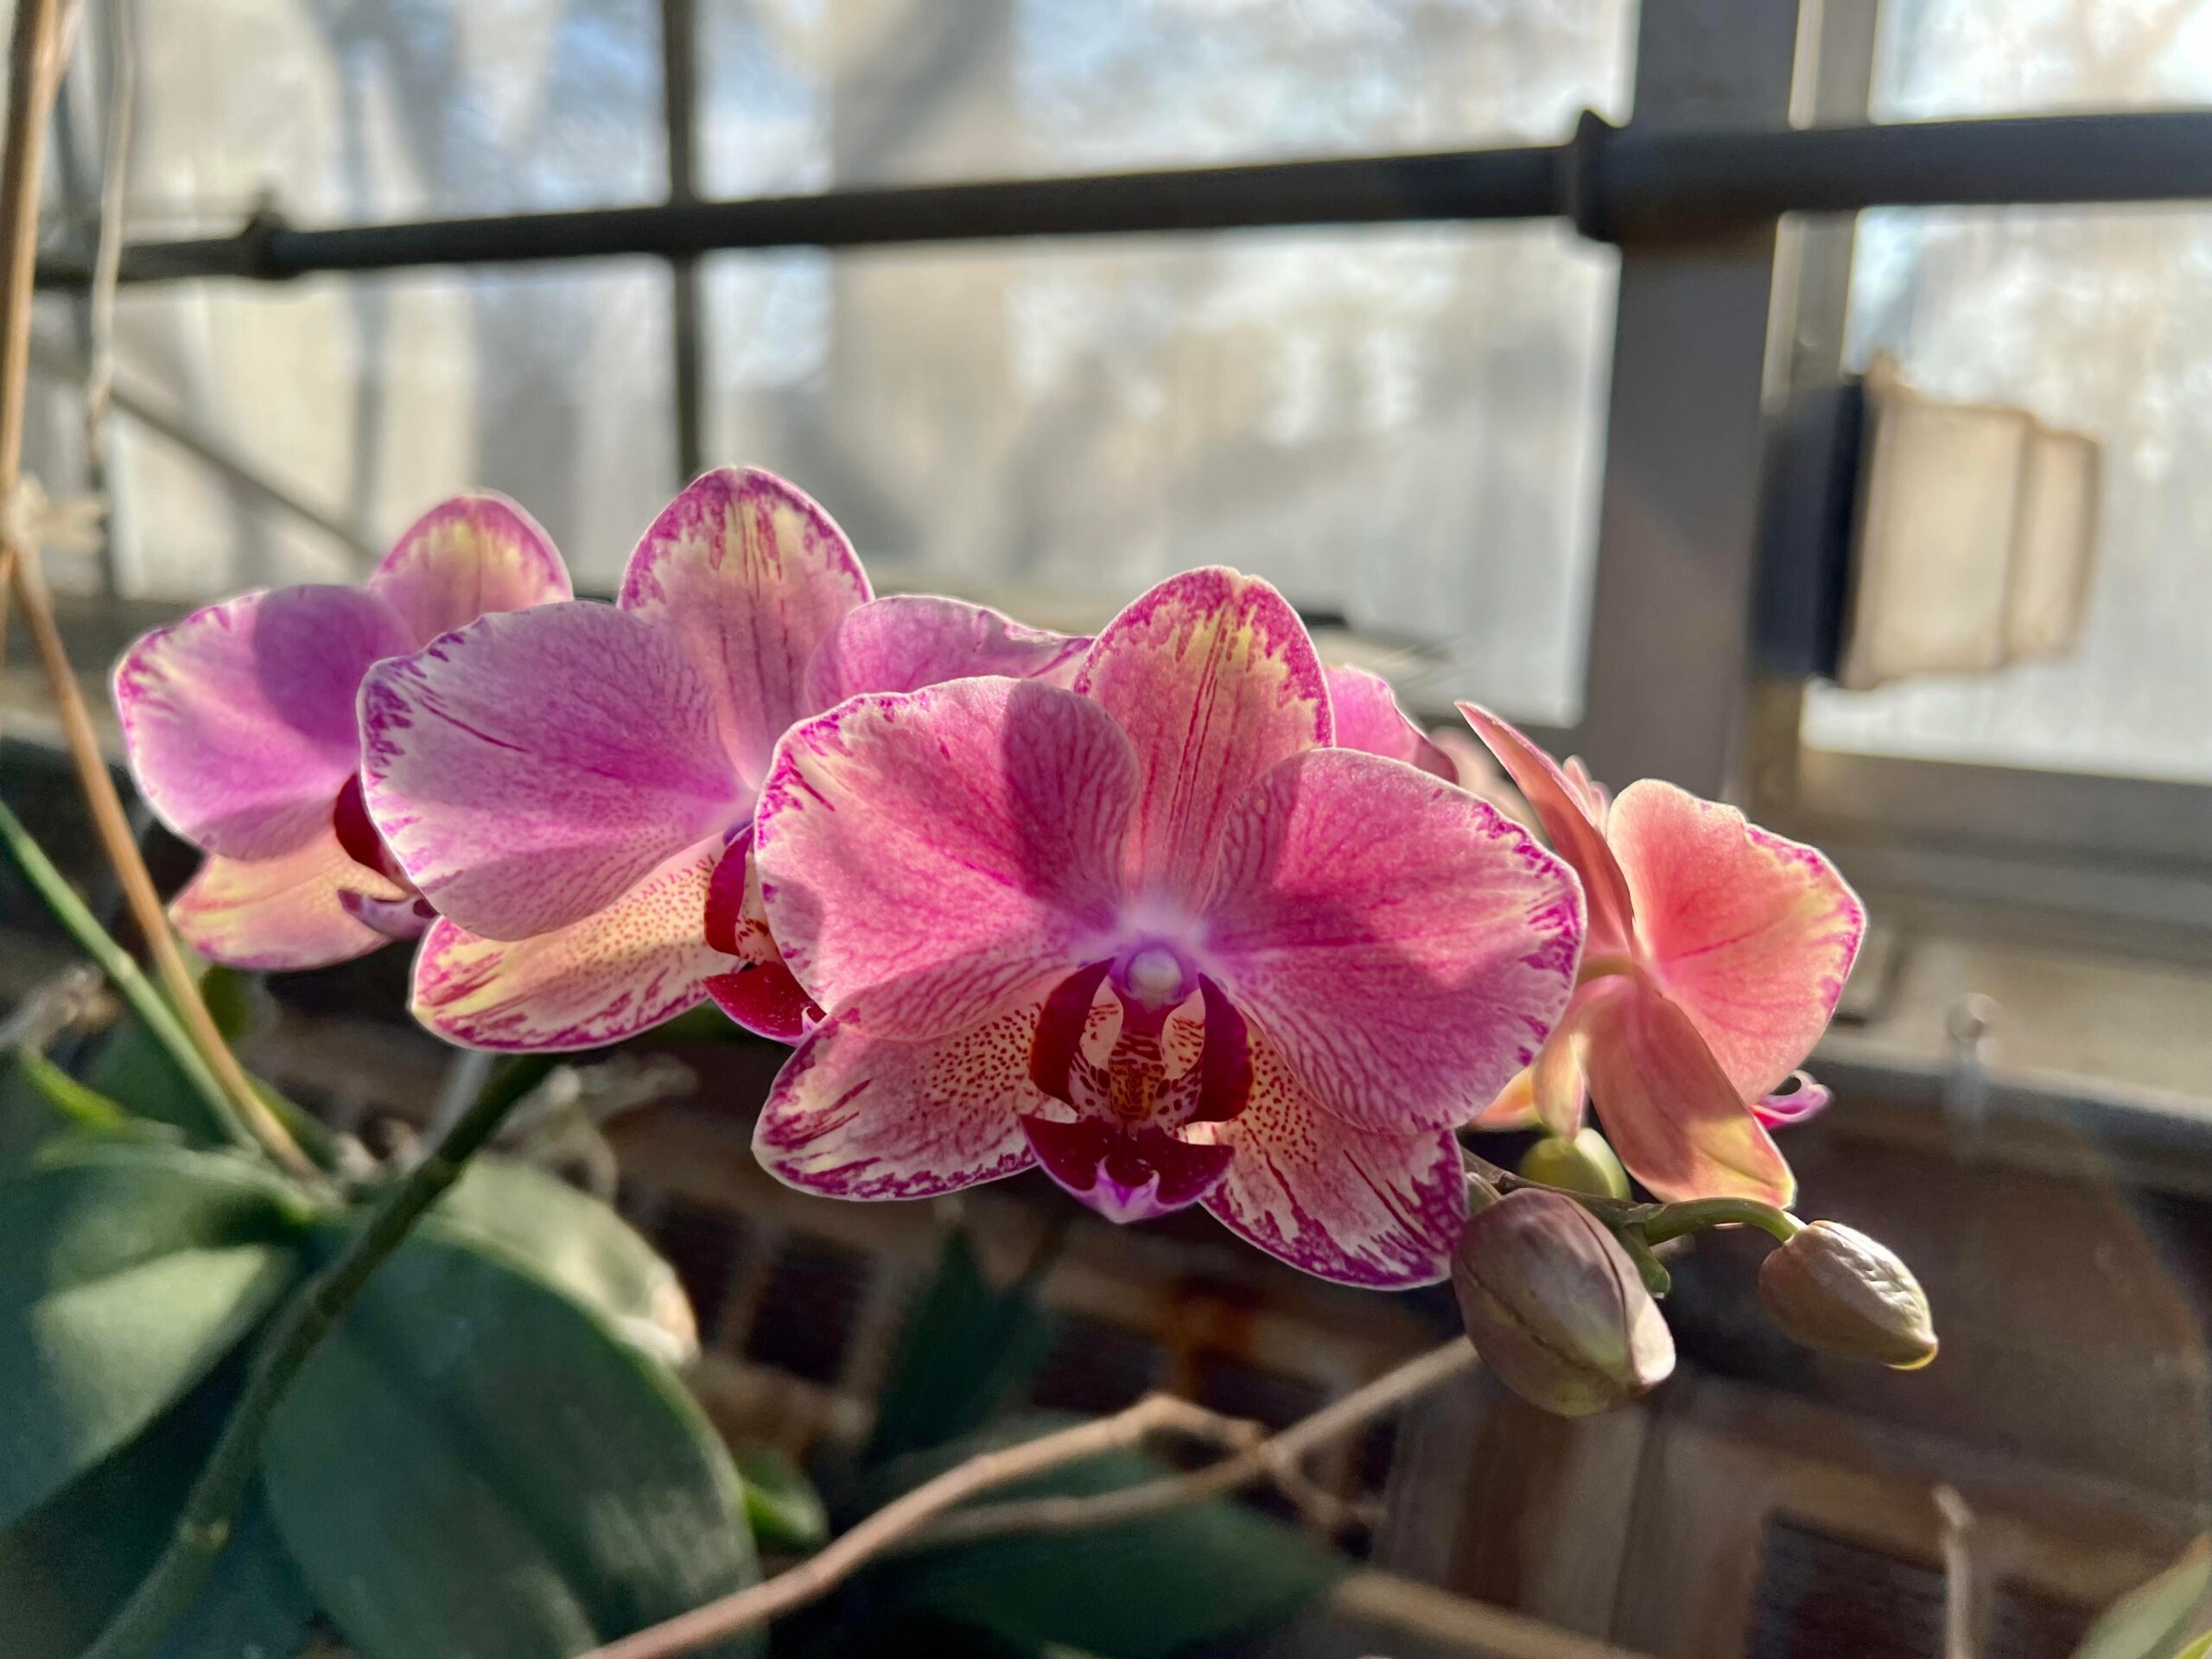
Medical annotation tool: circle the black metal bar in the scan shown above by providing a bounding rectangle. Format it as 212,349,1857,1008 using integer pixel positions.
30,107,2212,288
658,0,704,483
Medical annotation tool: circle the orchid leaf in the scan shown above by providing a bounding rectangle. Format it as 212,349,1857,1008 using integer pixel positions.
2073,1536,2212,1659
865,1226,1056,1467
868,1414,1344,1659
427,1154,698,1364
0,1142,308,1527
734,1443,830,1552
0,1354,316,1659
261,1227,760,1659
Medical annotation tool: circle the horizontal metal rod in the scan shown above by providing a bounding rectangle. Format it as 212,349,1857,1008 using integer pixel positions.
30,108,2212,287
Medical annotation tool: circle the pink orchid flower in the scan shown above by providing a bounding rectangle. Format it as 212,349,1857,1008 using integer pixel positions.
1459,705,1865,1207
357,468,1084,1052
112,497,571,970
746,569,1586,1287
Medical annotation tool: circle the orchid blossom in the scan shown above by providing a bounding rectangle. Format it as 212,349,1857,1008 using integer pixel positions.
113,497,571,970
1460,705,1864,1206
358,468,1083,1052
747,569,1585,1287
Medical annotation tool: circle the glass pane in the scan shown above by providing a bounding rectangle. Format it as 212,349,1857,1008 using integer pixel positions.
1872,0,2212,119
54,263,675,600
124,0,664,226
701,0,1636,194
1802,204,2212,783
705,224,1618,721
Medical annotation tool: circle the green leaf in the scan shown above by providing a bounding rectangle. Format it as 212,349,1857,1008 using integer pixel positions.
873,1415,1346,1659
734,1444,829,1552
0,1356,316,1659
261,1228,761,1659
429,1154,697,1363
2177,1637,2212,1659
86,1014,233,1147
0,1143,308,1527
867,1227,1057,1466
2075,1537,2212,1659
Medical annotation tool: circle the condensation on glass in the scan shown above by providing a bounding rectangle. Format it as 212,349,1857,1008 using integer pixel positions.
702,0,1637,721
1802,0,2212,782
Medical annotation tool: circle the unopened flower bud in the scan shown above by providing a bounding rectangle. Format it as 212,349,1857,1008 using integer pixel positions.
1519,1127,1630,1200
1758,1220,1936,1369
1451,1189,1675,1417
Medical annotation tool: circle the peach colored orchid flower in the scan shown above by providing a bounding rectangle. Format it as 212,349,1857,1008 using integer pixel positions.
746,569,1585,1287
358,468,1083,1051
113,496,571,969
1460,704,1864,1206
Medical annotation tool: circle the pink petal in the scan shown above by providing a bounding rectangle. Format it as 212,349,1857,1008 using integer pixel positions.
1607,780,1865,1101
1468,1065,1542,1130
1326,665,1456,780
755,677,1137,1039
1202,747,1584,1135
115,587,413,860
410,839,728,1051
337,887,436,941
169,830,399,971
619,468,870,788
1575,976,1796,1205
701,828,820,1043
802,594,1088,710
361,602,743,941
1457,703,1636,959
1074,568,1329,906
365,493,572,645
1198,1033,1465,1287
751,1002,1041,1199
1753,1071,1833,1128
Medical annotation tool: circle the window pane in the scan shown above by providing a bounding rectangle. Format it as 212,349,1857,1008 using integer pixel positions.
1872,0,2212,119
57,264,675,600
1802,204,2212,784
701,0,1635,194
699,0,1635,721
124,0,664,225
705,226,1618,721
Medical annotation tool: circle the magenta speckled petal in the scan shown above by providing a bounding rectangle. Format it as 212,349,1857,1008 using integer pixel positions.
360,601,744,941
619,467,870,787
1202,747,1584,1135
1199,1034,1465,1288
754,678,1137,1039
1576,976,1796,1205
410,838,727,1051
751,1003,1042,1199
366,493,571,645
169,830,399,971
1607,779,1865,1103
1074,568,1328,906
115,586,414,860
701,828,819,1042
1326,665,1456,780
802,594,1087,710
1458,702,1637,959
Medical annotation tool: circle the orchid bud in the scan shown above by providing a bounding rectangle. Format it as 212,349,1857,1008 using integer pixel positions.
1758,1220,1937,1369
1519,1127,1630,1200
1451,1188,1675,1417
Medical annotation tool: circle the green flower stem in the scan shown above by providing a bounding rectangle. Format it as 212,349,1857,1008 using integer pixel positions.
0,798,259,1159
1637,1197,1802,1247
81,1053,556,1659
1461,1145,1802,1245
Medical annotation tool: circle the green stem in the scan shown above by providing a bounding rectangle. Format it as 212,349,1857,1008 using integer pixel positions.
1637,1197,1802,1247
1618,1226,1673,1297
0,798,258,1158
79,1053,556,1659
